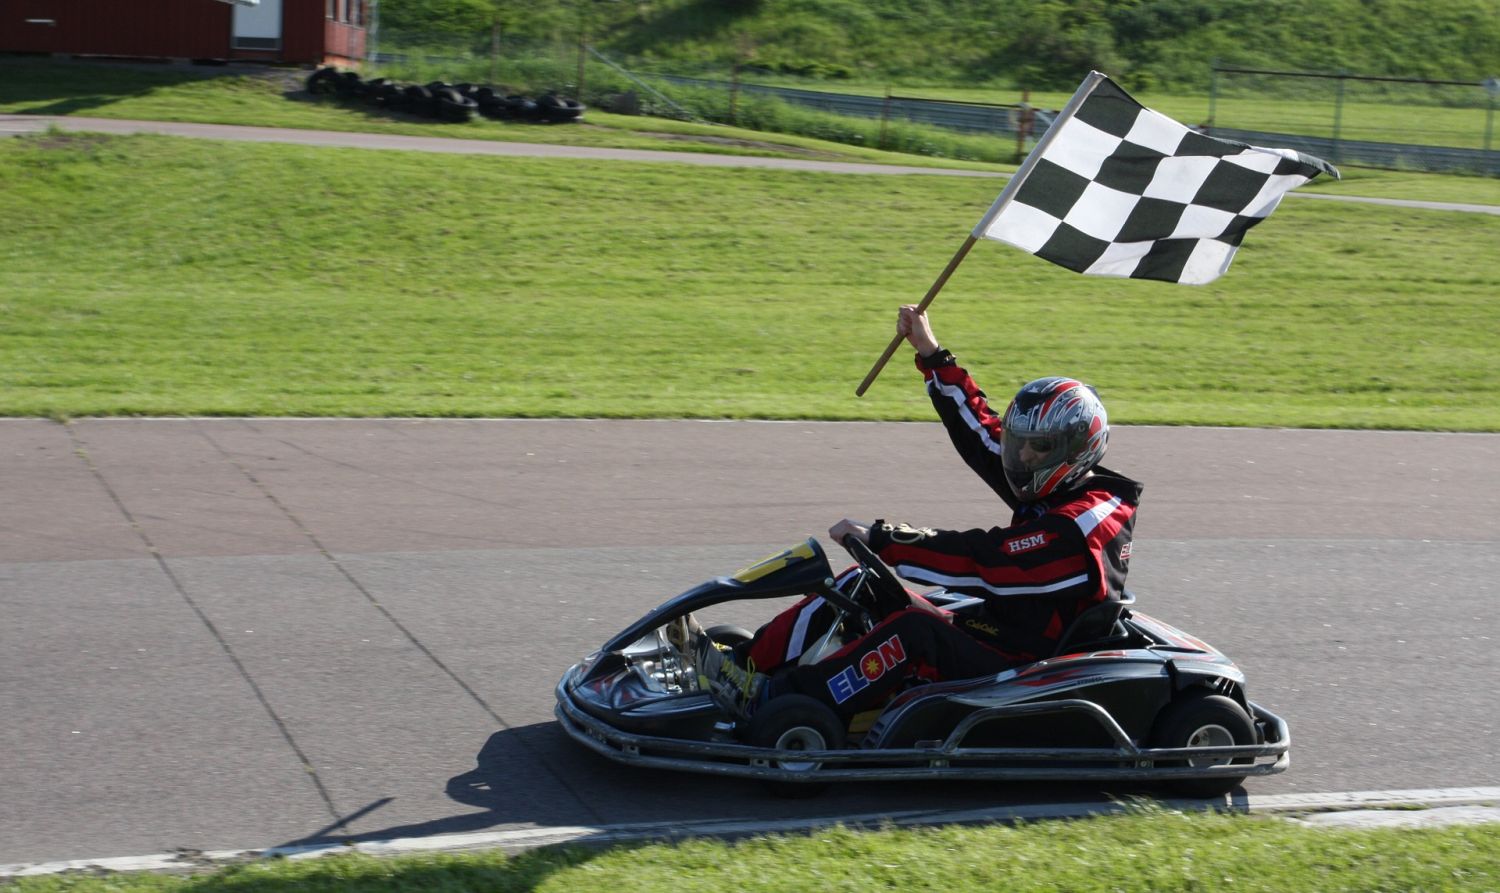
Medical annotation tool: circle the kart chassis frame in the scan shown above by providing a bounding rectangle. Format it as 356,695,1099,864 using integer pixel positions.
555,675,1291,785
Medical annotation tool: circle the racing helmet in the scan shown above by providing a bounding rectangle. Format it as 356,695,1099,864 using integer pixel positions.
1000,377,1109,501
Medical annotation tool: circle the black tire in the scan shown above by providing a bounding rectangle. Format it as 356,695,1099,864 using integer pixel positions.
306,67,342,95
537,94,585,122
1149,691,1256,797
429,88,477,122
436,96,478,123
704,624,753,648
403,85,436,117
374,82,403,107
363,77,390,103
335,70,364,98
746,694,844,798
506,95,540,120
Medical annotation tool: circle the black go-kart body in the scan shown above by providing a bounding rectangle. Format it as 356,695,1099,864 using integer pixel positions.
555,538,1289,797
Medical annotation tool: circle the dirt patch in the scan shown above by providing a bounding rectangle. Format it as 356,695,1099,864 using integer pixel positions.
22,132,115,152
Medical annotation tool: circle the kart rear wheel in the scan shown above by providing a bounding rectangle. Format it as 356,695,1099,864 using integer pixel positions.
1150,691,1256,797
747,694,844,799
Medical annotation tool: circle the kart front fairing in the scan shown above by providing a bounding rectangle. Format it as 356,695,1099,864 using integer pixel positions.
565,539,846,738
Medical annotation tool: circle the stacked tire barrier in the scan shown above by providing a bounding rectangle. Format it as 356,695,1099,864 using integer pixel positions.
305,67,585,124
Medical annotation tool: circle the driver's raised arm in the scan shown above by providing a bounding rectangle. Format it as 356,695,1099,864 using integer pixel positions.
897,307,1021,512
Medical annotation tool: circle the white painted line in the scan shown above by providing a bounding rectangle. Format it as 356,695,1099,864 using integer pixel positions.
4,786,1498,878
1248,786,1500,810
1296,805,1500,829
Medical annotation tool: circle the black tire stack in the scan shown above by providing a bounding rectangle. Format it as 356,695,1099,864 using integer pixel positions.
304,67,584,125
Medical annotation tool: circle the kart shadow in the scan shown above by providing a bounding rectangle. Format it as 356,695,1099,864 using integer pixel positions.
278,720,1232,853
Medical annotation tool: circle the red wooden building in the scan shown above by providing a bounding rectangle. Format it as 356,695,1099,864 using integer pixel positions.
1,0,368,65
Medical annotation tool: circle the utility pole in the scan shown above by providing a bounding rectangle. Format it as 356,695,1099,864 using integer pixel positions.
576,1,588,101
490,19,500,85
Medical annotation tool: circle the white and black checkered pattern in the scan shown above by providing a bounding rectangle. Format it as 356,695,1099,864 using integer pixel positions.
981,74,1338,285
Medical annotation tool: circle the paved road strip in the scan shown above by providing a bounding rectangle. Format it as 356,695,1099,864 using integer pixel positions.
0,115,1001,178
5,786,1497,878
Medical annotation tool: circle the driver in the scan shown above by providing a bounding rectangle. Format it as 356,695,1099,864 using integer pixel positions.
694,305,1143,722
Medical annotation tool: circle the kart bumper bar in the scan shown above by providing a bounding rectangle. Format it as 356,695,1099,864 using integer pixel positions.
556,673,1290,785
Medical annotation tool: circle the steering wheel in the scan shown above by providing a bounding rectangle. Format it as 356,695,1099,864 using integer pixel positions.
841,535,912,620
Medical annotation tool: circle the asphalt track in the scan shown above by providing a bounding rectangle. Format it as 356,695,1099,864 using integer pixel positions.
2,418,1497,866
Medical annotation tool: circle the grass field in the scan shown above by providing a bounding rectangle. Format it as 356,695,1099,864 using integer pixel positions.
2,131,1497,428
7,812,1499,892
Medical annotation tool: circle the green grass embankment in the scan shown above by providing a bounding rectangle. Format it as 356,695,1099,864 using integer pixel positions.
2,132,1497,427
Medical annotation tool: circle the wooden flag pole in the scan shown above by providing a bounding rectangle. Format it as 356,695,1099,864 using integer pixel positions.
853,71,1109,398
854,235,977,396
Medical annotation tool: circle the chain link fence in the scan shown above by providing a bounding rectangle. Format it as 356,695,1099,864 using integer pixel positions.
1206,66,1498,175
361,31,1499,175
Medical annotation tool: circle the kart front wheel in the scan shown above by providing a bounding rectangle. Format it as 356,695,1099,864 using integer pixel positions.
1150,691,1256,797
747,694,844,799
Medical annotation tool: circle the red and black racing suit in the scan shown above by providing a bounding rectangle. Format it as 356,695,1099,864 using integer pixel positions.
752,349,1143,719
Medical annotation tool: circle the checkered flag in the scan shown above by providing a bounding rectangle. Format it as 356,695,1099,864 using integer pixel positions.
979,72,1338,284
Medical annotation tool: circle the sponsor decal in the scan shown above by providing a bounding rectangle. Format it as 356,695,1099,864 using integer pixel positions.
963,618,1001,638
1004,530,1055,555
826,634,906,704
1119,542,1132,562
882,522,937,544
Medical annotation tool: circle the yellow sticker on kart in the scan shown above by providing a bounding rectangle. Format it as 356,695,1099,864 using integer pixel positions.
732,541,816,583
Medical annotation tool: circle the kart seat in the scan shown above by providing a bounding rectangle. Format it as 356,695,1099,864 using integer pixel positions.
1051,590,1137,657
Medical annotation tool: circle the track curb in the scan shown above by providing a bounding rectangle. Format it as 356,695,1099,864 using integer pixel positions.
5,786,1498,878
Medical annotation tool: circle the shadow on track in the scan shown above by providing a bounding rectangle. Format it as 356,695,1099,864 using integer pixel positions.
273,720,1225,854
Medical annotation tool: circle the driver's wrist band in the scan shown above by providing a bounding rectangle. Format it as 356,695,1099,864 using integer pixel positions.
917,347,956,370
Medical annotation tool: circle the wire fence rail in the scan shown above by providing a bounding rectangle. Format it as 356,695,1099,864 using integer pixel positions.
1206,66,1498,174
364,36,1500,176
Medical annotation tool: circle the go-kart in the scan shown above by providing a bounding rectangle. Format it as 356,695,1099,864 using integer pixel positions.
555,537,1289,797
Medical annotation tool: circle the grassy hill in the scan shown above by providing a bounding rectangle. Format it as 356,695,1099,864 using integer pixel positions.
379,0,1500,91
3,130,1497,428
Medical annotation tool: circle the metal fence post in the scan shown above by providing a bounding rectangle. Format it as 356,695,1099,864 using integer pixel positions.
879,86,892,150
575,9,588,101
1485,77,1498,160
730,62,741,126
366,0,379,65
1017,88,1032,162
489,21,499,86
1207,63,1218,133
1332,71,1346,162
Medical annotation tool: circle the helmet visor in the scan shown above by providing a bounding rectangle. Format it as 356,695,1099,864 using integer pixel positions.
1001,433,1071,500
